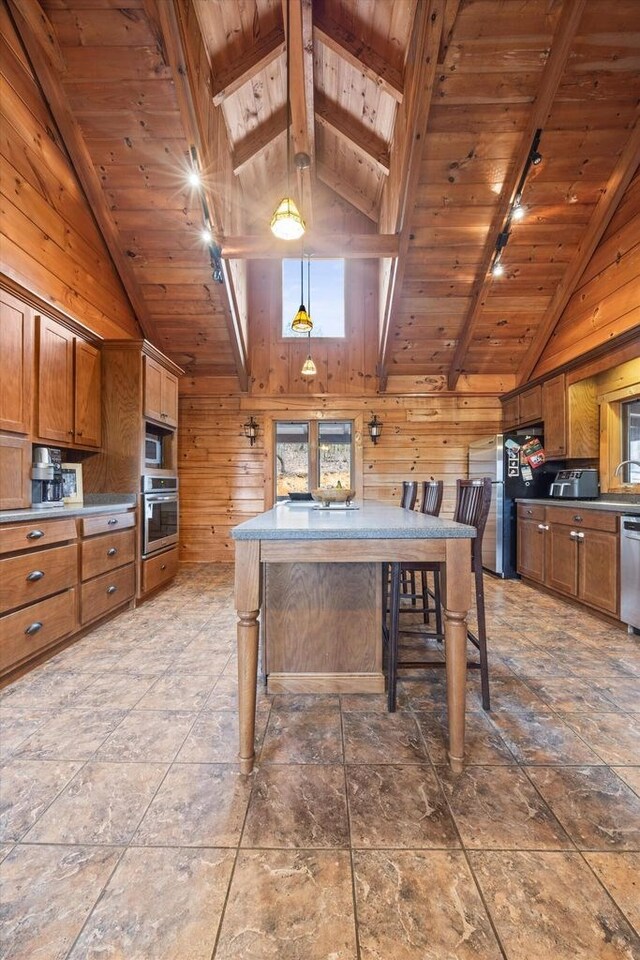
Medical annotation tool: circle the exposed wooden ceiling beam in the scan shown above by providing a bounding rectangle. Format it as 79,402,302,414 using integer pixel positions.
151,0,248,390
316,160,379,222
284,0,315,227
210,24,285,107
517,121,640,384
446,0,587,391
314,13,404,104
232,106,287,175
377,0,445,390
221,234,399,259
315,90,390,176
6,0,153,339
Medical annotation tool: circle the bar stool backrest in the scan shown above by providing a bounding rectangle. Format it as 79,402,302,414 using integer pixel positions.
400,481,418,510
453,477,492,565
419,480,443,517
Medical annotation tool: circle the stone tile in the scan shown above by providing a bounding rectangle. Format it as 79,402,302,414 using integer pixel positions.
25,761,167,845
416,710,516,764
203,673,272,713
502,652,576,678
526,677,622,713
0,759,82,841
470,850,639,960
215,849,357,959
342,712,428,764
0,671,97,710
261,708,344,764
110,650,176,675
438,765,571,850
584,853,640,932
339,693,390,713
466,677,545,714
70,672,158,710
177,711,267,764
96,710,196,762
169,648,230,676
0,843,14,863
591,678,640,713
0,844,121,960
563,714,640,765
488,706,604,765
12,709,126,761
134,763,251,847
612,767,640,797
354,849,502,960
67,846,235,960
0,708,51,761
270,694,341,713
133,673,216,711
347,764,459,849
526,766,640,850
242,764,349,848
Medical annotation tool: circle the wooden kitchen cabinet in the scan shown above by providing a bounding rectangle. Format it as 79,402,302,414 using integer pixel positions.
516,506,546,583
0,289,33,435
36,316,101,449
518,385,542,425
502,395,519,429
144,355,178,428
0,434,30,509
545,523,579,597
578,528,618,615
542,374,566,458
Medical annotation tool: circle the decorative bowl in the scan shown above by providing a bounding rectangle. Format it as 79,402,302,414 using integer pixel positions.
311,488,355,506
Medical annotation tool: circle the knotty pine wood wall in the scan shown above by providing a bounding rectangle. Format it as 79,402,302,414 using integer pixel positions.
534,165,640,379
178,394,502,562
0,4,139,340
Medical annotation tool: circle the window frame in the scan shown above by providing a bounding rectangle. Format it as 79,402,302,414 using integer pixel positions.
599,378,640,494
279,258,349,343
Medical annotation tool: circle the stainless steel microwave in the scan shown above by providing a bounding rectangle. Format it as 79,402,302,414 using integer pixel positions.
145,434,162,466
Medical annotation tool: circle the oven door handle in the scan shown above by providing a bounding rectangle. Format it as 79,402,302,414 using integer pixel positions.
144,495,178,502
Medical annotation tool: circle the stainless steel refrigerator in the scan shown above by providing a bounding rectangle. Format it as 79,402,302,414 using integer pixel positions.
468,432,552,578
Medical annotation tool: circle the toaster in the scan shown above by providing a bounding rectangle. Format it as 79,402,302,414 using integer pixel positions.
549,469,599,499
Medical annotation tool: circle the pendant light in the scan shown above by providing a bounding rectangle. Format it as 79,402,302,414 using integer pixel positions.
291,257,313,333
270,0,305,240
300,258,316,376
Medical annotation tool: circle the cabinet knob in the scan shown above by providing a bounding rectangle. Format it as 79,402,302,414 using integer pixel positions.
161,564,166,570
77,431,83,437
107,518,119,526
26,570,45,582
527,509,533,515
67,430,73,436
107,547,118,557
25,621,43,636
107,585,117,595
537,524,549,531
26,529,44,540
573,515,583,522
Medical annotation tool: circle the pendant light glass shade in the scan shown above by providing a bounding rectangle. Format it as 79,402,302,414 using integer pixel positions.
301,354,316,377
291,304,312,332
270,197,305,240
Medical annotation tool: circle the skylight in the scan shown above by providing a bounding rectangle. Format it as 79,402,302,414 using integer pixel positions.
282,259,345,338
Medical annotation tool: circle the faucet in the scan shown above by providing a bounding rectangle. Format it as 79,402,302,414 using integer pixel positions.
614,460,640,481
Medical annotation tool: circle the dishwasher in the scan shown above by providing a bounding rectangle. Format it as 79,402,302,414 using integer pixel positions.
620,516,640,634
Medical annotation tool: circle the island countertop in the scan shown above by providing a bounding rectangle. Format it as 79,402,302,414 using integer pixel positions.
231,500,476,541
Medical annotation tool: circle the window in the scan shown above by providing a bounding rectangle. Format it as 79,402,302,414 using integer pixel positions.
281,259,345,338
275,420,353,499
621,397,640,483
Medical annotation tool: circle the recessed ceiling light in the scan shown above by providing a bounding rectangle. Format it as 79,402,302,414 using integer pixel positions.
188,170,201,188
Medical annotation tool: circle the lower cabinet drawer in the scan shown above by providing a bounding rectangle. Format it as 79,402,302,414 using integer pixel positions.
81,511,135,538
81,529,135,581
0,543,78,614
0,588,77,675
517,503,545,522
546,507,618,532
141,547,179,595
81,564,135,625
0,518,77,556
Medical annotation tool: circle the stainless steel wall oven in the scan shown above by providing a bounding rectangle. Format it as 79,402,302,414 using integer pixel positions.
141,475,178,557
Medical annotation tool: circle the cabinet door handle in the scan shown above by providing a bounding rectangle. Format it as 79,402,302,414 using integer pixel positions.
106,585,117,595
527,509,533,515
77,431,83,437
570,530,578,540
107,547,118,557
537,524,549,531
26,570,45,582
25,621,43,636
107,518,119,526
576,531,585,540
67,430,74,436
27,529,44,540
160,564,166,570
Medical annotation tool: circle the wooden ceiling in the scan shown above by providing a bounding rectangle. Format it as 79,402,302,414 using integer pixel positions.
7,0,640,390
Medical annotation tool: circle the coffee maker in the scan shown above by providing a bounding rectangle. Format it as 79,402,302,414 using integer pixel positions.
31,447,64,508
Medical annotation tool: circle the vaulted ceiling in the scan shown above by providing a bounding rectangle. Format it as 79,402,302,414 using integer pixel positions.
7,0,640,390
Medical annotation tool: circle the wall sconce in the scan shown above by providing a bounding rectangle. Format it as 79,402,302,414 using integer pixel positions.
368,413,383,445
243,415,258,446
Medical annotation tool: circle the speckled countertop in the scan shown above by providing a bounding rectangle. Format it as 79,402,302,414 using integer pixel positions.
517,497,640,515
0,494,137,524
232,500,476,541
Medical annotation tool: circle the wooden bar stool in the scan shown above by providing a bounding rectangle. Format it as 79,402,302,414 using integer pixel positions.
385,477,492,713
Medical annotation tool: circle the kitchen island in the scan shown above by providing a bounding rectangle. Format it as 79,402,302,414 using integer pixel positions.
232,501,476,773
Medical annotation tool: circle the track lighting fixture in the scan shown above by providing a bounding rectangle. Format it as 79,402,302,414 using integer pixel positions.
489,129,543,279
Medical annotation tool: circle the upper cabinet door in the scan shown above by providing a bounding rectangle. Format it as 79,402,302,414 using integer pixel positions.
74,340,101,447
162,370,178,428
0,290,33,435
37,316,74,445
143,355,163,424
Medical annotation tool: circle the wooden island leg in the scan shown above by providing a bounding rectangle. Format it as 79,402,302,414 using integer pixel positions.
444,537,471,773
235,540,261,774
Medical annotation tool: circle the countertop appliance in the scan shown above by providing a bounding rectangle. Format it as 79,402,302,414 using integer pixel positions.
141,475,178,557
468,432,553,578
620,516,640,634
549,468,599,499
31,446,64,508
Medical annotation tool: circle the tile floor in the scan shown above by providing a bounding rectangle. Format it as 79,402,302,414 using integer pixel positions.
0,564,639,960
